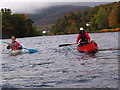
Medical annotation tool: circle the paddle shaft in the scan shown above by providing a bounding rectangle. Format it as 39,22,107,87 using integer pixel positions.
59,43,78,47
59,41,88,47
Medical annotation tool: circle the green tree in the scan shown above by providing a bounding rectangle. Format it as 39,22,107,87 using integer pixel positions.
90,17,98,31
11,14,27,37
1,8,38,38
95,7,109,29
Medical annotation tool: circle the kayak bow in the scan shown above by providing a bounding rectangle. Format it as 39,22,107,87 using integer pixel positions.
77,41,98,53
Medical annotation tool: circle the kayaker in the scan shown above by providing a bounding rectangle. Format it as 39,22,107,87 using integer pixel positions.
76,27,90,46
7,36,23,50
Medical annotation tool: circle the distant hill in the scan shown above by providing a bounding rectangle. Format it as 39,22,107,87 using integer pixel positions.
51,1,120,35
28,5,90,26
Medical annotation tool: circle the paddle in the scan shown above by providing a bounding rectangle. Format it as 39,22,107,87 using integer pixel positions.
22,47,37,53
0,40,37,53
59,43,78,47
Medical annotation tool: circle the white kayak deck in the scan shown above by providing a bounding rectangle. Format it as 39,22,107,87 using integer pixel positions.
9,50,22,56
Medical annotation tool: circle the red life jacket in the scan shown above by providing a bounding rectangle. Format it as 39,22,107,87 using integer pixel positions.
10,41,20,50
76,32,90,43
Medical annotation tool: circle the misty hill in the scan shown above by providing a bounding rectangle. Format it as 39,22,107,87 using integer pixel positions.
28,5,90,26
51,1,120,35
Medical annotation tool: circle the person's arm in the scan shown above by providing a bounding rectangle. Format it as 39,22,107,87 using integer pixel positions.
76,34,81,44
85,33,90,42
18,43,23,49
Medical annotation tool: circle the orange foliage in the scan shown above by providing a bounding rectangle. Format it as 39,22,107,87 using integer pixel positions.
112,28,120,31
100,29,108,32
99,28,120,32
109,9,117,27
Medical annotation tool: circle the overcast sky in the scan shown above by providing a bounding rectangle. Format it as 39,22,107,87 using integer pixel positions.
0,0,119,14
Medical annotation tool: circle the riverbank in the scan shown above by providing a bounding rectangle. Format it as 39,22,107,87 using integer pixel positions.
1,27,120,39
98,27,120,33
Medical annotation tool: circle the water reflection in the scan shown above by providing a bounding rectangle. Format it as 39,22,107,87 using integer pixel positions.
76,53,97,65
81,53,97,59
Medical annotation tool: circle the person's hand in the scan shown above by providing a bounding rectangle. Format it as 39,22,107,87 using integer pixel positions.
7,46,11,49
19,46,23,49
88,41,90,43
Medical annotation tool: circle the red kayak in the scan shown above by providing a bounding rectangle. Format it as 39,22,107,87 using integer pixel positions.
77,41,98,53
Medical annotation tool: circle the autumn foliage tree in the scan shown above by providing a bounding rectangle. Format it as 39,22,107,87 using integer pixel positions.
109,9,118,28
52,11,83,34
51,1,119,34
109,3,118,28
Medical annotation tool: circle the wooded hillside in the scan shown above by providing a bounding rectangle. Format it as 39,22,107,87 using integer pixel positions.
51,1,120,35
1,8,42,39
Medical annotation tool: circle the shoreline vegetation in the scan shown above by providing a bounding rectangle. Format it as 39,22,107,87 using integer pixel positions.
1,1,120,39
2,29,120,39
45,27,120,36
97,28,120,33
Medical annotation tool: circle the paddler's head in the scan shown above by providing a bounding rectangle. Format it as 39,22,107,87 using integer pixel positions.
79,27,85,34
11,36,16,42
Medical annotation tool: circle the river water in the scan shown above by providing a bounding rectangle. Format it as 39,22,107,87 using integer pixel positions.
1,32,119,88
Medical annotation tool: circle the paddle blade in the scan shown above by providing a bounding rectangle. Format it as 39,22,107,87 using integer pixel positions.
59,44,71,47
27,49,38,53
22,47,37,53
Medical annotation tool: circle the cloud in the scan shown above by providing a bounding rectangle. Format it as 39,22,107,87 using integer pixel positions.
0,2,54,13
0,0,119,14
1,0,119,2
